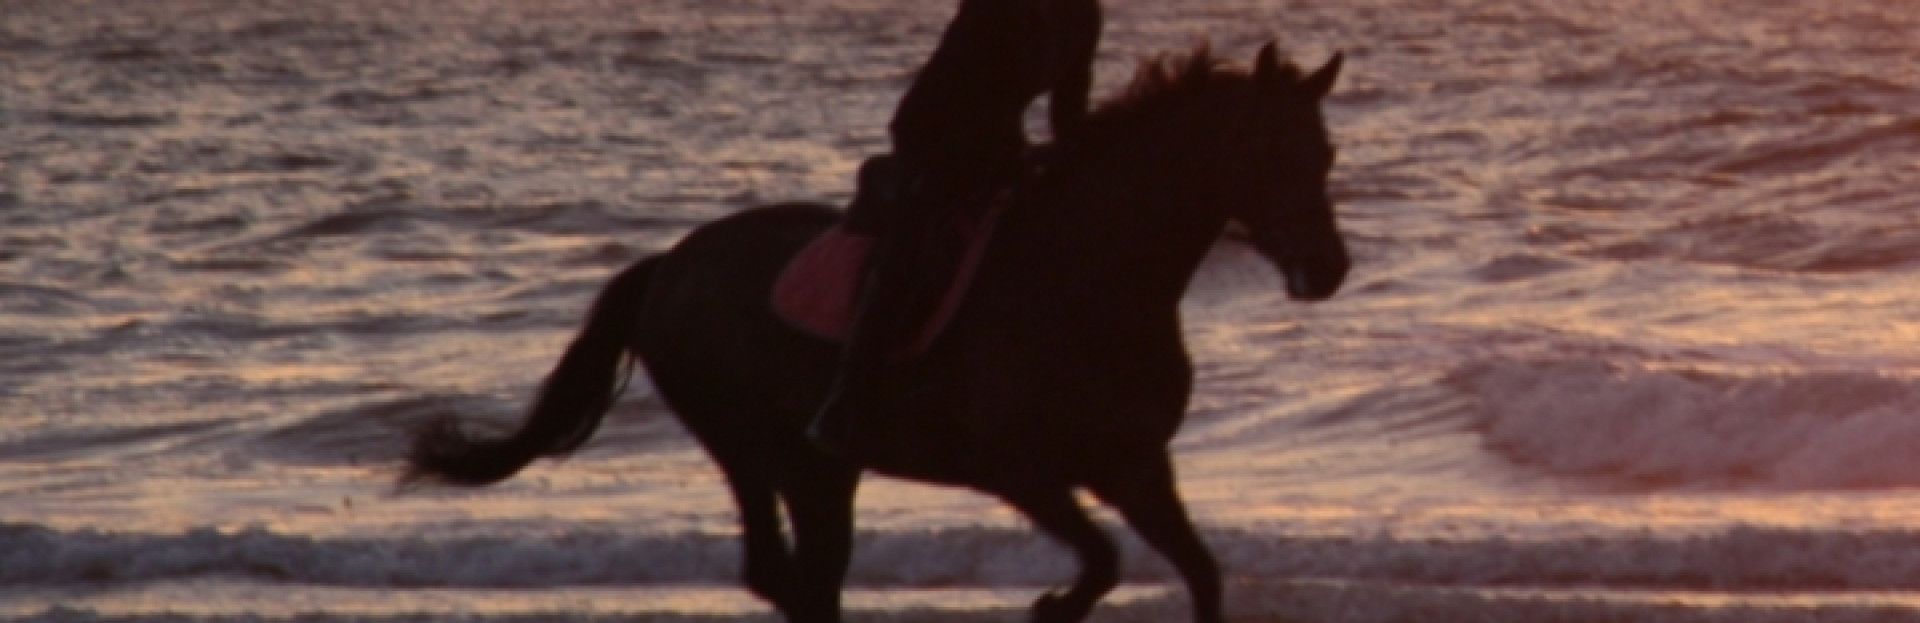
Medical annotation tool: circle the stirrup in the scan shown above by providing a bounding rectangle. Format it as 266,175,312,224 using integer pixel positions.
807,382,876,459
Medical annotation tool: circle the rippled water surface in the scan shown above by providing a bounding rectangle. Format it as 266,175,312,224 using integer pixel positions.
4,0,1920,620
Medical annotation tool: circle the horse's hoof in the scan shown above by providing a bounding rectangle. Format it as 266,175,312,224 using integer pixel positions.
1030,591,1088,623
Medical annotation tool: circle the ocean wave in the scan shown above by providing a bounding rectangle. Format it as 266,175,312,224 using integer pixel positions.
1708,117,1920,177
0,282,98,316
1634,212,1829,271
39,109,176,129
1468,252,1576,283
245,394,499,466
9,521,1920,592
1583,213,1920,273
0,419,233,463
1457,359,1920,489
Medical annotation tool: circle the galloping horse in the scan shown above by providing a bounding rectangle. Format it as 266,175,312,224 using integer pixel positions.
407,44,1347,623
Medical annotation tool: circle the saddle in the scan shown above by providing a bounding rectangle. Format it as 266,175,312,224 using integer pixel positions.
771,193,1009,357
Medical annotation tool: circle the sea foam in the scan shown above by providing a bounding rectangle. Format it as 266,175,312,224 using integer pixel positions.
11,520,1920,591
1459,358,1920,489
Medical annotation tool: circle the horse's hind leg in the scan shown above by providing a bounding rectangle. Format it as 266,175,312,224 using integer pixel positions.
1088,452,1222,623
780,457,861,622
1000,484,1119,623
713,454,798,615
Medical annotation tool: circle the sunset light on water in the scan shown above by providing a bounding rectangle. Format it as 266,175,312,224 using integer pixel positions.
4,0,1920,620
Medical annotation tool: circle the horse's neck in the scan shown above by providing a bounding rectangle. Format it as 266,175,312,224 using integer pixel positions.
1002,138,1226,309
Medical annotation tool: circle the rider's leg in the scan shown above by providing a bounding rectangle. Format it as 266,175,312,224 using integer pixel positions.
807,157,919,457
808,153,1016,458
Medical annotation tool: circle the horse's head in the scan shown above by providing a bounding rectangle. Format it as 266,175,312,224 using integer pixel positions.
1053,45,1350,301
1225,44,1349,301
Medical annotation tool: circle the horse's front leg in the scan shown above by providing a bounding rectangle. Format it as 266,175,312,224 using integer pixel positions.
1000,483,1120,623
1090,452,1223,623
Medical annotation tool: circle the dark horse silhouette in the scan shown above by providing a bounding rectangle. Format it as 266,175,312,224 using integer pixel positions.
407,44,1346,623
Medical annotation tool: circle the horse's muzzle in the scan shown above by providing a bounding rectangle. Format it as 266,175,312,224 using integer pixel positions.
1279,250,1349,301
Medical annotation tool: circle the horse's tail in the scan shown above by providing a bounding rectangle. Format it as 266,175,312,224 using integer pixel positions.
404,257,659,486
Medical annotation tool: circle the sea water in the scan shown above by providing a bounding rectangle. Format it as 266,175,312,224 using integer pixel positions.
4,0,1920,620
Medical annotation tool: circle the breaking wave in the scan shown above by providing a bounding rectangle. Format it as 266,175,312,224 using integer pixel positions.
1458,359,1920,489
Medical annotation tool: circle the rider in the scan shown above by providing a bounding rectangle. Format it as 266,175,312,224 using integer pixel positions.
807,0,1103,456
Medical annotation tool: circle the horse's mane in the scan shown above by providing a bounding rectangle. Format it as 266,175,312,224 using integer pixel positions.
1068,45,1301,147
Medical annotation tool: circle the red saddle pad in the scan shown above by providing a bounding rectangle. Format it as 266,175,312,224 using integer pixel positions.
771,202,1005,357
771,227,871,341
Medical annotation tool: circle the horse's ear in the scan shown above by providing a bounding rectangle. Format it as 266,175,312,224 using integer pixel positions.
1303,51,1344,99
1253,41,1283,84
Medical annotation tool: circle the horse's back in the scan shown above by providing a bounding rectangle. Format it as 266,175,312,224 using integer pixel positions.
633,203,844,431
652,202,841,301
